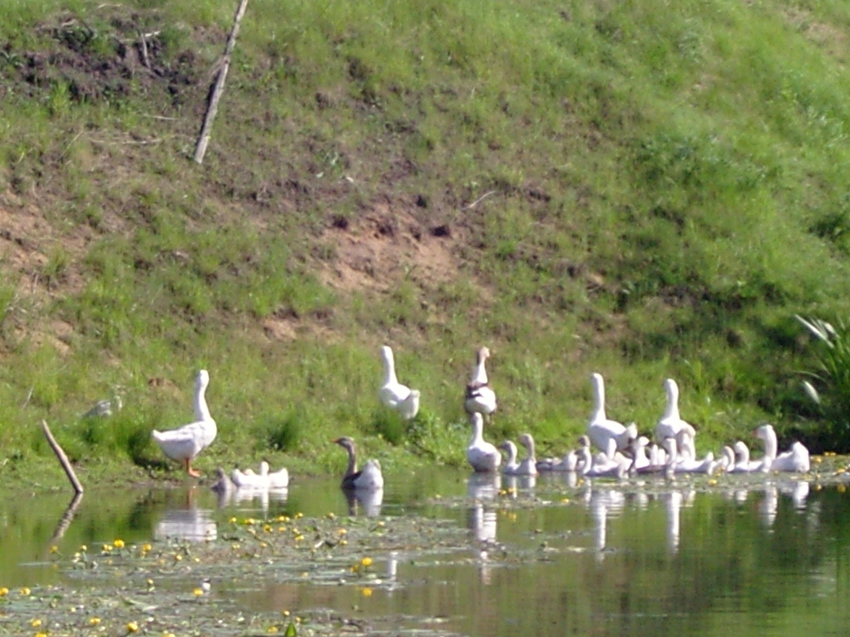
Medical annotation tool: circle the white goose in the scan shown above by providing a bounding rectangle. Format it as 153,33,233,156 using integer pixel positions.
587,373,637,457
515,433,540,477
499,440,521,475
231,461,289,489
536,445,580,473
464,347,497,419
580,436,630,479
656,379,697,454
730,440,766,473
378,345,420,420
467,412,501,472
152,369,216,477
673,431,718,474
719,445,735,472
333,436,384,490
754,424,810,473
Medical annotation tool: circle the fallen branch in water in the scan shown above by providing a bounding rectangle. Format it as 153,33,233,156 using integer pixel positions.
41,419,84,495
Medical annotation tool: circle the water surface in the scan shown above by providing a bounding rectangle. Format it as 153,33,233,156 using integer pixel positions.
2,469,849,636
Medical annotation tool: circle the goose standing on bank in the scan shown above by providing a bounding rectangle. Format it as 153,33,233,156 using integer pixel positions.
754,423,810,473
378,345,421,420
333,436,384,490
467,412,501,472
587,373,637,457
464,346,497,420
152,369,216,477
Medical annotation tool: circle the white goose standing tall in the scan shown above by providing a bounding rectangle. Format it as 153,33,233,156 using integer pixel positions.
656,378,697,456
586,373,637,457
152,369,217,477
464,346,497,420
378,345,420,420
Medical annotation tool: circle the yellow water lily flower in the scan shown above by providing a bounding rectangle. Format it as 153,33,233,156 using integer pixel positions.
113,539,125,549
126,620,139,632
361,557,373,568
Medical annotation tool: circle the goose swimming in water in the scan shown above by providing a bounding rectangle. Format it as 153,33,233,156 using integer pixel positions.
754,423,810,473
730,440,766,473
378,345,421,420
587,373,637,457
515,433,540,477
464,347,497,419
499,440,521,475
467,412,501,472
333,436,384,490
151,369,216,477
231,461,290,489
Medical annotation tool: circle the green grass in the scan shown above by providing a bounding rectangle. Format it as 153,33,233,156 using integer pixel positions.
4,0,850,487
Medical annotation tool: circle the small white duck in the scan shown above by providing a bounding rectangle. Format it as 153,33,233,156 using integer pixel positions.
378,345,421,420
587,373,637,457
515,433,540,477
467,412,501,472
333,436,384,490
152,369,216,477
464,346,497,419
499,440,521,475
754,423,810,473
231,461,289,489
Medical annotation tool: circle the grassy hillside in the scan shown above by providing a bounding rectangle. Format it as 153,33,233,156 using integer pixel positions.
2,0,850,483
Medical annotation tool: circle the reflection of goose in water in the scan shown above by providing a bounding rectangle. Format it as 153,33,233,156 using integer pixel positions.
467,472,500,544
589,488,626,560
154,503,217,542
780,480,810,510
468,502,497,543
343,487,384,517
503,474,537,492
759,484,778,528
665,490,683,554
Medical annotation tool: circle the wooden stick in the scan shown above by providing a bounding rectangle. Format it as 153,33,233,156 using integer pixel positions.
41,420,84,495
192,0,250,164
48,492,84,546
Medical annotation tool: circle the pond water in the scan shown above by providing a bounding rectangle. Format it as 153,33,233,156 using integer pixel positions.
2,468,850,636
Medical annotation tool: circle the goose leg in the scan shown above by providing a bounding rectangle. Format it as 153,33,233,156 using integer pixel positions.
185,458,201,478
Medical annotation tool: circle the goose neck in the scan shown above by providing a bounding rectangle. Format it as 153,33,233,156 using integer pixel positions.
194,379,212,422
381,347,399,386
591,374,607,421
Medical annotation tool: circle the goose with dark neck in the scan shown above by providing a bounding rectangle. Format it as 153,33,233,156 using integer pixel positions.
333,436,384,490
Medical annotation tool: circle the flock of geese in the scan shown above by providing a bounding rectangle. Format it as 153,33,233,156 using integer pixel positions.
465,365,811,479
148,345,811,499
